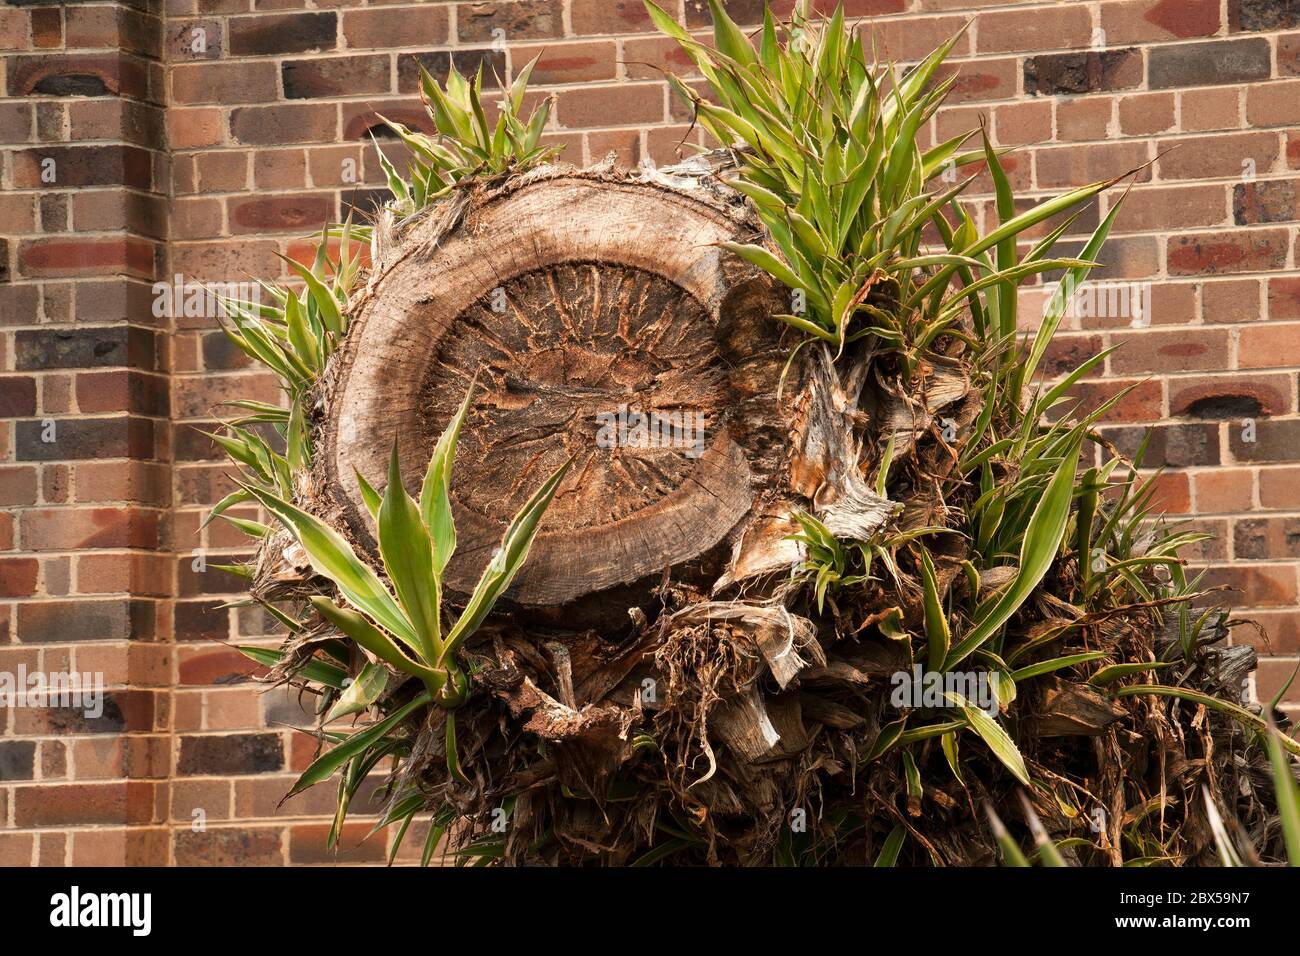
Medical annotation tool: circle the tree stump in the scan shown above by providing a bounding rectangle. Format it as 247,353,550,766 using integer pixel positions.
315,165,792,618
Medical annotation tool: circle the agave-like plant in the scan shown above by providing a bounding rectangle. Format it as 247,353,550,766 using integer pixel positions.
237,380,567,853
201,1,1299,866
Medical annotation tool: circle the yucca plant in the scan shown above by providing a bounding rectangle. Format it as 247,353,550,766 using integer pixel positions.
206,0,1297,866
238,379,567,854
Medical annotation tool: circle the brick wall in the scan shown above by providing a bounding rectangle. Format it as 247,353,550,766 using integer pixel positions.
1,0,1297,865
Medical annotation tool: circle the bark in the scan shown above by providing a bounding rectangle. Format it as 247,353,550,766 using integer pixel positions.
313,159,796,618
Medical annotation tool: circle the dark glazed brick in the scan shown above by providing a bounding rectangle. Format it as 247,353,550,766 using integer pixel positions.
1234,517,1300,559
1102,423,1222,468
25,696,129,736
173,827,284,866
1149,38,1272,89
1229,418,1300,462
15,418,153,462
0,742,36,781
457,0,563,42
282,55,390,99
1234,181,1299,225
397,50,505,94
177,734,284,775
11,145,153,190
16,599,154,643
0,377,37,417
228,12,337,57
174,600,231,642
14,326,153,371
342,187,393,218
1230,0,1300,31
1024,49,1141,96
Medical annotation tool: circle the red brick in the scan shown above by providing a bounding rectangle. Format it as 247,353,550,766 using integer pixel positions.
863,14,973,62
20,507,158,551
514,40,618,85
231,104,338,146
1260,466,1300,509
1101,0,1221,43
1239,323,1300,369
1118,92,1176,135
1059,378,1163,423
31,8,62,49
172,61,279,106
939,56,1019,103
1179,87,1241,133
1246,80,1300,128
282,55,391,100
168,107,223,149
228,193,333,234
1109,328,1231,375
1233,610,1300,655
173,827,284,866
1036,141,1152,190
1258,657,1300,705
1056,97,1114,141
570,0,658,35
228,12,337,56
1192,467,1255,514
342,6,447,49
6,52,148,98
1147,471,1192,514
1167,229,1290,276
289,821,386,864
993,101,1052,145
18,238,156,279
1157,132,1277,181
1267,277,1300,319
977,6,1091,53
1201,564,1298,607
1112,184,1227,234
0,558,38,597
1281,32,1300,77
554,83,664,128
1203,279,1261,323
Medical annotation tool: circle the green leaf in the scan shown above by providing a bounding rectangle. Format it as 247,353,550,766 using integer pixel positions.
281,254,343,336
325,662,388,723
243,484,419,652
443,458,571,656
1017,196,1124,399
355,467,382,519
445,709,468,784
874,825,906,867
421,375,477,574
1009,651,1107,682
1088,661,1171,686
1266,720,1300,866
919,547,949,672
953,692,1030,786
237,645,347,689
309,596,434,683
986,805,1030,866
378,443,440,663
289,691,431,797
945,437,1081,669
707,0,757,67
